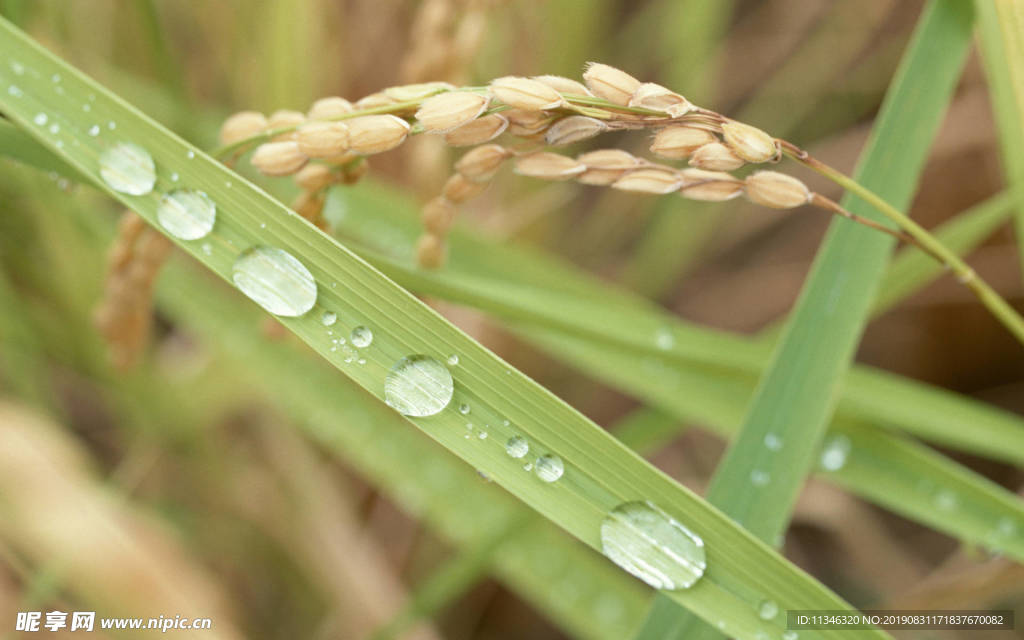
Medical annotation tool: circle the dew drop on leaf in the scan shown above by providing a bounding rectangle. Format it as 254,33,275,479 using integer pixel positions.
156,189,216,240
505,435,529,459
757,599,778,620
99,142,156,196
384,355,454,417
321,311,337,326
231,246,317,317
535,454,564,482
819,434,851,471
350,326,373,348
600,501,706,590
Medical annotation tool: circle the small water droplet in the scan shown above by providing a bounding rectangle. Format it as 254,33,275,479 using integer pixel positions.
88,93,96,102
11,61,24,75
458,404,471,415
757,599,778,620
186,150,196,159
357,358,366,365
655,327,674,350
502,419,510,427
750,469,770,486
51,73,60,83
447,354,459,366
225,180,232,188
505,436,529,459
170,172,179,182
535,454,564,482
321,311,337,326
55,86,65,95
523,462,533,471
99,142,156,196
55,140,64,149
819,434,851,471
7,85,22,97
384,355,454,417
764,433,783,451
107,121,116,130
783,631,799,640
201,243,212,255
350,326,373,348
600,501,706,590
997,518,1016,537
477,430,488,439
232,246,317,316
33,112,47,126
156,189,216,240
88,125,100,136
260,222,266,229
82,103,91,112
934,490,957,511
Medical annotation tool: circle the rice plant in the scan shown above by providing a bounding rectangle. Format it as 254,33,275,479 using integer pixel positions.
0,2,1021,639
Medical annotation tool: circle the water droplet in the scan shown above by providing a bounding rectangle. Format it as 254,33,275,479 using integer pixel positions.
535,454,564,482
384,355,454,417
186,150,195,159
7,85,22,97
99,142,156,196
82,103,91,112
505,436,529,459
934,490,957,511
33,112,47,126
458,403,471,415
655,327,674,350
447,354,459,366
523,462,533,471
231,246,317,317
51,73,60,83
758,599,778,620
321,311,337,326
170,172,179,182
225,180,232,188
750,469,770,486
88,125,100,136
476,469,492,482
156,189,216,240
997,518,1016,537
477,430,488,439
783,632,799,640
55,140,64,149
201,243,212,256
350,326,373,348
600,501,706,590
357,358,366,365
107,121,117,130
819,434,851,471
10,61,24,75
764,433,783,451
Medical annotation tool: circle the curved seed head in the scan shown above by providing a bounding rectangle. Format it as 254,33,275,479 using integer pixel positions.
544,115,608,146
577,149,641,170
346,115,411,154
267,109,306,141
422,197,456,234
629,82,692,117
721,121,778,163
384,81,455,101
455,144,510,182
514,152,586,180
294,163,336,191
583,62,641,106
650,126,717,159
444,113,509,146
296,121,350,158
678,168,744,201
443,173,486,203
307,96,354,120
490,76,565,110
505,109,555,137
251,141,308,176
744,171,810,208
689,142,745,171
416,91,490,133
220,111,267,145
416,233,446,269
611,168,683,194
354,92,398,110
532,75,593,96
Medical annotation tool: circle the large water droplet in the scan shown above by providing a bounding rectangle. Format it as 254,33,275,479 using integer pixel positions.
350,326,373,348
384,355,454,417
600,501,706,590
231,246,317,317
819,434,851,471
99,142,156,195
535,454,564,482
505,436,529,459
758,599,778,620
156,189,216,240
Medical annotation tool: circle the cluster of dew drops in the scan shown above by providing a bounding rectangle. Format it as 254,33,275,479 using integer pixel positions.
31,65,1014,635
